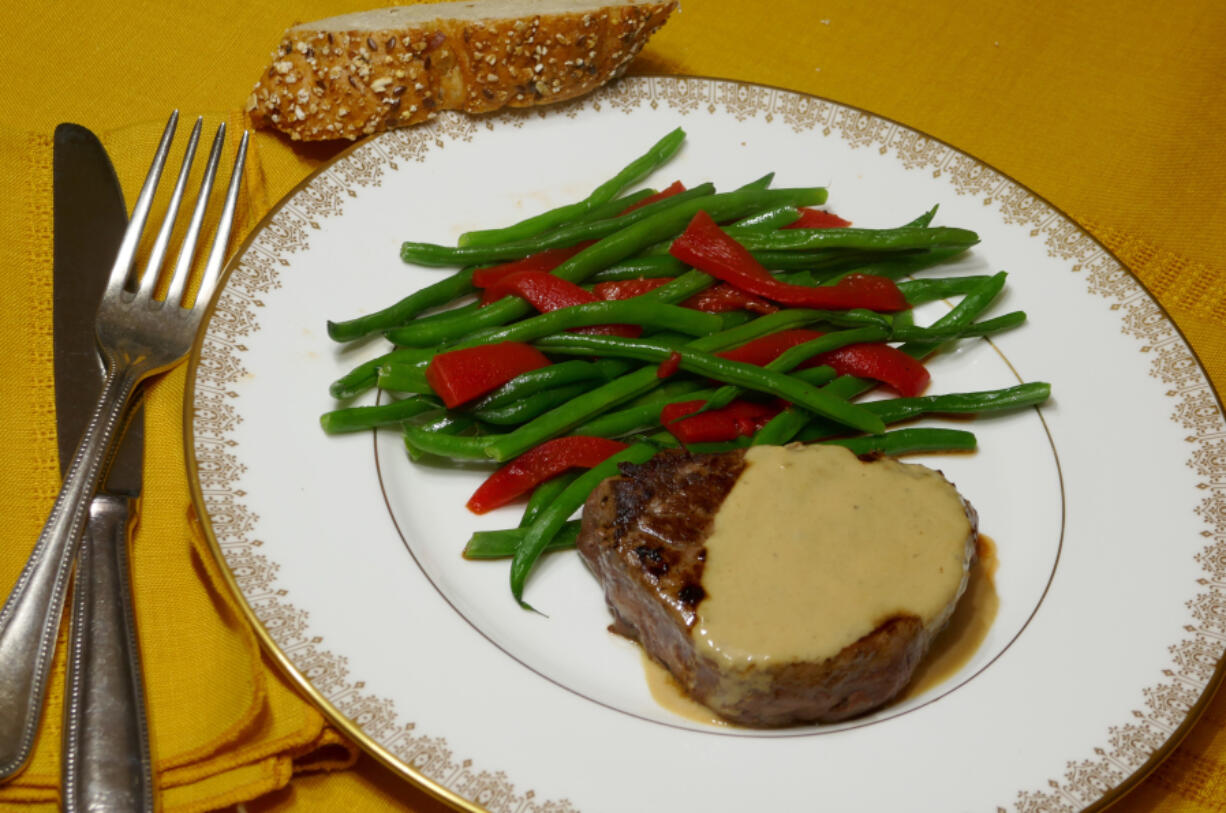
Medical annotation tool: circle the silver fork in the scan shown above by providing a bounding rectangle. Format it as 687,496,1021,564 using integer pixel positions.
0,111,248,779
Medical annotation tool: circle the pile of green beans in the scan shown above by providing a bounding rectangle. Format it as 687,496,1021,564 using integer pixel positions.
319,127,1050,607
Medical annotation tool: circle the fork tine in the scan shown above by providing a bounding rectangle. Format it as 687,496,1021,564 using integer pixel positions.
136,116,203,301
104,111,178,300
162,122,226,307
192,130,249,310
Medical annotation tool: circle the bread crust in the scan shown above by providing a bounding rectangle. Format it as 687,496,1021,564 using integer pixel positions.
247,0,678,141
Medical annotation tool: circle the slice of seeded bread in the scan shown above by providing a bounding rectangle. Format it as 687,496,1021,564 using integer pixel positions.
247,0,678,141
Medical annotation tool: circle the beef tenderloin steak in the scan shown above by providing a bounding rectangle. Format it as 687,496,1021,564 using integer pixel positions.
576,444,978,727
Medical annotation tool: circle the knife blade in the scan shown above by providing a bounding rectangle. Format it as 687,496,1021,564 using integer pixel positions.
52,122,153,812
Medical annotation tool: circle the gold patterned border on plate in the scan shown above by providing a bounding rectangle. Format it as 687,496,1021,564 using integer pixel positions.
188,76,1226,813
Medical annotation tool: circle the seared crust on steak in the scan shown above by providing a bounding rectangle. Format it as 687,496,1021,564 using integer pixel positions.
577,448,978,727
582,449,746,627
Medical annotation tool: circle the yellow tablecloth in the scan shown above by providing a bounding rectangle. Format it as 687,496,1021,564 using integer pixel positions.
0,0,1223,810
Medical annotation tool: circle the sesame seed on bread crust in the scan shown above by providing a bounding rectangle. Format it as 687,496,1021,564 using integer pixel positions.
247,0,678,142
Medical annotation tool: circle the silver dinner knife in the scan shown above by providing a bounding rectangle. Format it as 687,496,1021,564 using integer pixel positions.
51,123,153,812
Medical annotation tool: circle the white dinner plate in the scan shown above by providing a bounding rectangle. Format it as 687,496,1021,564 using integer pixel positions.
186,76,1226,812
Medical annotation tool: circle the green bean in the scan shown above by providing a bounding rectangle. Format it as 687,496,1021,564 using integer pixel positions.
394,185,829,346
754,246,969,283
403,182,717,267
436,300,725,346
470,381,600,425
898,271,1008,359
613,367,836,442
711,311,756,332
403,414,477,462
465,186,823,340
734,225,980,253
410,301,483,325
457,127,686,247
821,271,1008,407
530,333,885,434
405,184,824,268
473,359,630,410
482,367,670,461
327,267,477,343
640,269,715,304
729,205,803,231
682,309,811,350
797,382,1051,441
750,249,882,271
386,298,721,348
740,172,776,190
751,273,1011,446
386,196,769,347
897,275,994,305
640,431,751,454
377,298,521,347
822,427,977,455
889,311,1027,343
752,407,807,446
570,188,657,224
376,362,432,394
403,422,491,459
587,255,690,282
570,385,721,438
474,306,883,462
838,244,972,280
698,326,887,414
319,395,440,434
553,186,826,279
463,521,582,559
512,442,658,607
902,205,939,228
343,205,676,346
519,471,580,528
330,347,438,400
393,286,949,459
620,375,715,408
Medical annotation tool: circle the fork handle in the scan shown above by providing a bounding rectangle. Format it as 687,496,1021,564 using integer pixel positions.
0,364,139,779
62,494,153,813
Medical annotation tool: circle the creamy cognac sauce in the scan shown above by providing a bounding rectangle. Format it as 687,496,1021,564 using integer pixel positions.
901,534,998,699
640,652,731,727
644,536,997,725
692,444,974,672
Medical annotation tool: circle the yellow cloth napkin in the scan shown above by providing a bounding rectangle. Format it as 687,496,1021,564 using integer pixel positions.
0,1,1224,811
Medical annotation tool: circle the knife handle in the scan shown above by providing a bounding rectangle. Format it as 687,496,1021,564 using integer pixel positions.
0,365,139,779
62,494,154,813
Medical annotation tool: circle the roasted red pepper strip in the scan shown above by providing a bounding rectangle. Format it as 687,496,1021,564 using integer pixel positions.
425,341,552,409
716,329,930,395
619,180,686,214
592,278,675,300
483,271,640,337
660,399,781,444
657,350,683,378
466,436,630,514
682,283,779,314
783,208,853,229
669,210,909,312
716,329,825,366
472,244,590,293
813,343,931,397
482,270,595,311
596,277,777,315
